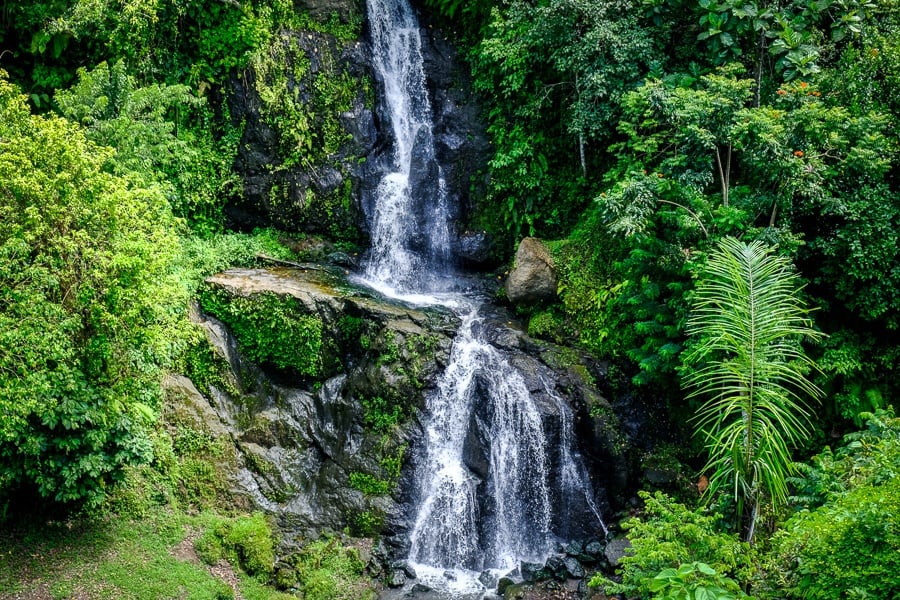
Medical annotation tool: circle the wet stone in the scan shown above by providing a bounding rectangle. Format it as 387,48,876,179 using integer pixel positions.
564,556,585,579
545,555,567,580
410,583,432,594
584,540,605,558
604,537,632,568
497,577,516,596
388,570,407,588
564,540,584,556
479,570,498,589
521,561,549,583
392,560,418,579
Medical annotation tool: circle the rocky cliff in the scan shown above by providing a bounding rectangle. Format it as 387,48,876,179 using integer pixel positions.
165,267,633,557
225,5,491,263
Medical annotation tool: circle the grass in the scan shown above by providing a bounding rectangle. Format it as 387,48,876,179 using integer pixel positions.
0,507,294,600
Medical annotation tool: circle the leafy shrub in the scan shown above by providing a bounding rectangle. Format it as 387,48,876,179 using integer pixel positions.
767,478,900,599
348,472,392,497
291,536,375,600
763,411,900,599
527,308,568,344
789,410,900,509
0,72,185,511
199,288,323,378
55,60,241,235
589,491,754,597
360,395,405,434
650,562,747,600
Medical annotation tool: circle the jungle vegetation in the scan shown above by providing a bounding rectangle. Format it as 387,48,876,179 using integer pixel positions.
1,0,899,597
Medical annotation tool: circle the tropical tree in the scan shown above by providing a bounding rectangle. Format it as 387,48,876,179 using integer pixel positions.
0,72,185,512
682,236,822,542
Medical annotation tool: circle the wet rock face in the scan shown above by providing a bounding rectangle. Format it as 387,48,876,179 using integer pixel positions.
225,10,491,257
418,20,491,242
176,267,636,567
184,267,458,541
226,26,374,240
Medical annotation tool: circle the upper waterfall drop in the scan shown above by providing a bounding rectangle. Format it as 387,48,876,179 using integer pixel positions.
363,0,451,294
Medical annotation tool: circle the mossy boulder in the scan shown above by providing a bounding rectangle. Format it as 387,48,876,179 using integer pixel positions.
176,266,456,541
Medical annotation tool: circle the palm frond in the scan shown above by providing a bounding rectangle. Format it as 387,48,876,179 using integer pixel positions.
682,236,822,541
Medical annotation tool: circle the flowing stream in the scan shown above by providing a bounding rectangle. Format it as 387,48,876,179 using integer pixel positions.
359,0,606,594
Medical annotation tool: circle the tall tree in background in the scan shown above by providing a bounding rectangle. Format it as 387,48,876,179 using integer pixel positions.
682,237,822,542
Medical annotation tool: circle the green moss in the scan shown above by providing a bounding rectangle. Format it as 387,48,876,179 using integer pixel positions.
248,30,368,239
528,308,569,344
199,288,323,379
181,338,240,398
251,32,364,167
197,512,276,580
348,472,392,497
289,536,376,599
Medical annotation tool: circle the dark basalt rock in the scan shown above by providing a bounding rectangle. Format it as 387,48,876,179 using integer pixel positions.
453,230,494,267
479,570,498,589
545,555,568,581
392,560,418,580
521,561,550,583
497,576,516,595
388,569,407,588
563,556,585,579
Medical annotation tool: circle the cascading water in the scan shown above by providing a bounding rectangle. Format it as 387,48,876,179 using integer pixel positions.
363,0,451,293
408,310,554,573
360,0,606,594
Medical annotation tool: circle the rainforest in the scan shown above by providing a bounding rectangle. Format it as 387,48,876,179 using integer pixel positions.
1,0,899,598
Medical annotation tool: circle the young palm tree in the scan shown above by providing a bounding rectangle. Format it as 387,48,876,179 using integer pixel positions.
682,236,822,543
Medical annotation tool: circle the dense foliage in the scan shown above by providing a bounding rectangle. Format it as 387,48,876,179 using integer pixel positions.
0,72,185,508
761,411,900,599
2,0,899,597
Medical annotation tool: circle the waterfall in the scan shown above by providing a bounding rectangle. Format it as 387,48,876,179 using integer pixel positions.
407,310,554,573
363,0,451,293
361,0,606,593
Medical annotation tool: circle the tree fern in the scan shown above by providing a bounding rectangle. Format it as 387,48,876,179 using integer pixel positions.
683,237,822,542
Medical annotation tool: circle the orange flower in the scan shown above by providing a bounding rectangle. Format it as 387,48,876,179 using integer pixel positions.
776,89,787,95
794,150,804,157
812,91,821,97
657,172,664,178
799,81,808,89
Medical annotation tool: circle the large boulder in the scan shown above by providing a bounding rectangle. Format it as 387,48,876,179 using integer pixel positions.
505,237,558,305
